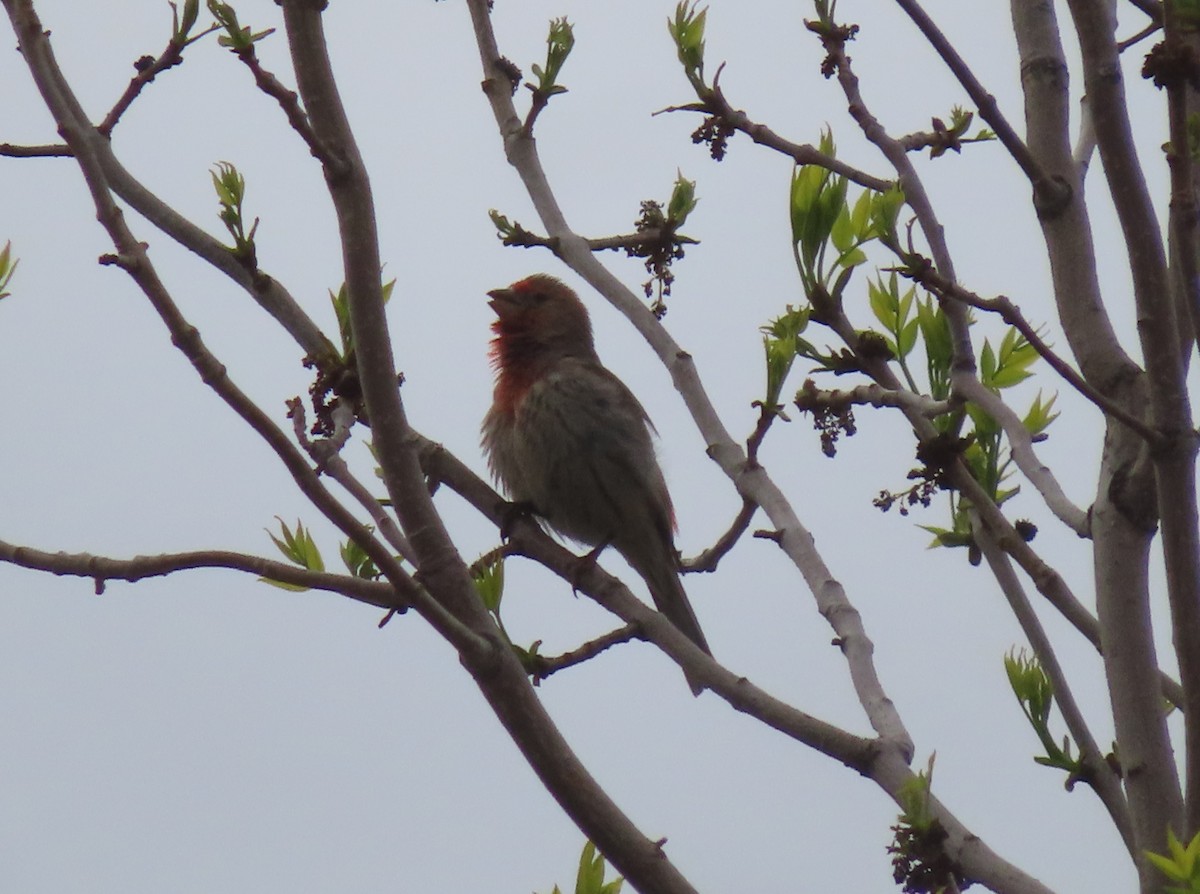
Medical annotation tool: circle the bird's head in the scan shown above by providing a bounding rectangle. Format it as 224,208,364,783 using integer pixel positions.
487,274,596,363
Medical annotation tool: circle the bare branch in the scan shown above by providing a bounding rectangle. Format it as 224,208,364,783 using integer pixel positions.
795,380,954,418
1067,0,1200,835
283,7,713,893
97,40,185,136
287,398,420,565
917,266,1160,443
0,538,402,609
225,42,340,170
0,141,70,156
528,624,640,683
681,497,757,573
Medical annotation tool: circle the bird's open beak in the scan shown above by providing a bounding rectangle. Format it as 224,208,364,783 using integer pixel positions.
487,287,517,317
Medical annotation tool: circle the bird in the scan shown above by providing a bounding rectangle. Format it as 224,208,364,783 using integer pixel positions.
480,274,711,694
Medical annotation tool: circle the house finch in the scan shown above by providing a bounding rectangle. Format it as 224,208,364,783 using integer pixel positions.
481,274,711,694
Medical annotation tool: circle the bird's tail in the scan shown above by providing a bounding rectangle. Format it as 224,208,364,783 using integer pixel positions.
634,551,711,696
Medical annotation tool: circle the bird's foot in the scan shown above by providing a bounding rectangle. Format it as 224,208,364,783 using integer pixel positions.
497,499,537,540
568,540,611,595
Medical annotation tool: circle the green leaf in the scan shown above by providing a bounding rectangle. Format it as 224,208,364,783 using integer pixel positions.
0,240,18,301
340,531,381,580
849,188,873,239
1023,390,1059,435
472,552,505,615
260,517,325,590
837,246,867,269
988,327,1039,389
208,0,275,50
869,184,905,242
898,318,919,359
668,1,708,77
760,306,810,406
916,296,952,401
830,203,855,254
532,17,575,93
868,278,896,331
980,339,997,387
667,171,699,224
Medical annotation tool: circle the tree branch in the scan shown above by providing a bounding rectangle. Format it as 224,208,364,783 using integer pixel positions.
657,65,894,192
527,624,640,683
471,0,914,760
681,497,757,573
0,538,402,609
3,0,482,660
1066,0,1197,841
891,0,1072,216
280,6,711,893
972,518,1133,854
0,141,70,156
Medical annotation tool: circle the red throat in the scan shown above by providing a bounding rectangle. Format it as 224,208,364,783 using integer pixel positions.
488,319,542,415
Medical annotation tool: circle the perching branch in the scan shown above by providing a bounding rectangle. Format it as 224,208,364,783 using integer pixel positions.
471,0,913,758
280,6,711,894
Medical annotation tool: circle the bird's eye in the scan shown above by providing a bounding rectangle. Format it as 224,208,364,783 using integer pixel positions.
529,291,549,304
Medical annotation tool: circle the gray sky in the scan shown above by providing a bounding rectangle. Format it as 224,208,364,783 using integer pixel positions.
1,1,1172,891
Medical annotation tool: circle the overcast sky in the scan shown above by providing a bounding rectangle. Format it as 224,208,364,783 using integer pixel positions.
0,1,1174,891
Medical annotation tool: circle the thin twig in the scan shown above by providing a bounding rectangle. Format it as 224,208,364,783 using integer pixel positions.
682,497,757,573
1125,0,1163,20
794,381,954,418
891,0,1071,216
528,624,640,682
0,141,71,157
499,226,699,252
229,44,340,170
1117,20,1162,52
0,538,402,609
972,517,1134,855
4,0,484,657
98,40,184,136
911,260,1162,444
288,398,419,564
656,66,893,192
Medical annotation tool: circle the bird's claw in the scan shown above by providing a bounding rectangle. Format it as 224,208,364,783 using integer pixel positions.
497,499,537,540
568,540,611,595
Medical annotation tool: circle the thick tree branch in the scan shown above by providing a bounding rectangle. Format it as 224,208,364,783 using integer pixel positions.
1067,0,1199,840
1009,7,1184,875
279,6,714,893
